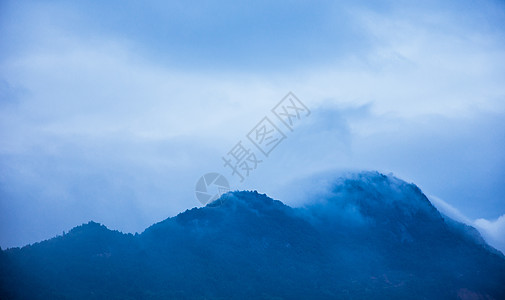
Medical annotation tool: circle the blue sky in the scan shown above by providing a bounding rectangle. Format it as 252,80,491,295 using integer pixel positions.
1,0,505,251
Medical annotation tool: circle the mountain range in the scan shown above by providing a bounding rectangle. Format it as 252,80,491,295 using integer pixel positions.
1,171,504,299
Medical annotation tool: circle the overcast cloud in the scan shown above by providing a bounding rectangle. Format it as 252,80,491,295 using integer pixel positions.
1,0,504,250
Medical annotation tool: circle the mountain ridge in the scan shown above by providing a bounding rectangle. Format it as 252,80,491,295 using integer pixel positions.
1,172,504,299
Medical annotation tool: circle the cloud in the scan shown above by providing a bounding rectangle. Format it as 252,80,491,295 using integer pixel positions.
429,195,505,254
1,0,505,249
474,215,505,254
428,195,472,224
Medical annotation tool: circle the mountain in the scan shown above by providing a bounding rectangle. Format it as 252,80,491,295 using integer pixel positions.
1,172,504,299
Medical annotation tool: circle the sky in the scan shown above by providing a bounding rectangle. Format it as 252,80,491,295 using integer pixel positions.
1,0,505,251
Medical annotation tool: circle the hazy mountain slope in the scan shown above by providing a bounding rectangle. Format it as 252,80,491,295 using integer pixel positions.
1,172,504,299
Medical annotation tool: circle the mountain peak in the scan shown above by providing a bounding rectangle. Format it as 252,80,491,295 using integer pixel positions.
317,171,441,221
67,221,109,235
208,190,286,210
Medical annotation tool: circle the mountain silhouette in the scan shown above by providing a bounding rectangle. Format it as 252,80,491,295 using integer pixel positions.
1,172,504,299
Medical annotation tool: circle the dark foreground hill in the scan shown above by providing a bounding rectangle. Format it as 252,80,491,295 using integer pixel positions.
1,172,504,299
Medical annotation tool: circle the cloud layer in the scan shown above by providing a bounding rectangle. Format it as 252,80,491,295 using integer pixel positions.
1,0,505,248
430,195,505,253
